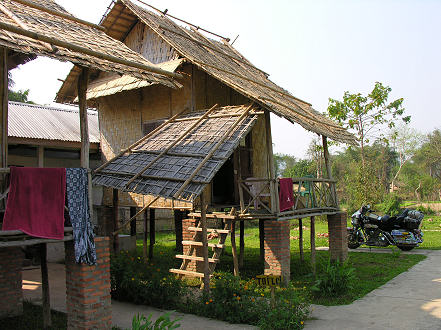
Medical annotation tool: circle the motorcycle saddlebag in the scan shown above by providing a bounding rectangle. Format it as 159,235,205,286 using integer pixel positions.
403,217,420,230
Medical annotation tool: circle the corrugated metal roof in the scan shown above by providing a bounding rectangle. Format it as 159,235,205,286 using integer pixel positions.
8,101,100,144
93,105,259,202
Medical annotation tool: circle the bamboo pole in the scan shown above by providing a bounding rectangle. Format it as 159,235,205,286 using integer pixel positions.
94,107,188,173
310,216,316,276
201,192,210,291
264,110,279,213
112,189,119,253
174,105,253,199
10,0,106,31
125,104,218,188
0,21,183,79
299,219,304,262
112,196,160,235
322,135,339,206
230,219,239,276
149,208,155,259
239,220,244,268
39,243,51,328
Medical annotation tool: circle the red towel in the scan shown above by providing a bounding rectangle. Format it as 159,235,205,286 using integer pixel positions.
2,167,66,239
279,178,294,212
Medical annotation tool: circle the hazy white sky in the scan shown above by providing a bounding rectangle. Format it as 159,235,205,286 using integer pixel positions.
10,0,441,158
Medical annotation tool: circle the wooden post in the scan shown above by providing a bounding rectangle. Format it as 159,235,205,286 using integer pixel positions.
231,219,239,276
143,210,148,260
264,110,279,213
174,210,183,252
130,207,137,237
37,146,44,168
39,243,51,328
234,149,245,212
0,48,8,195
149,208,155,259
322,135,338,206
299,218,304,262
77,66,94,221
239,220,244,268
259,219,264,263
112,189,119,253
200,192,210,291
310,216,316,276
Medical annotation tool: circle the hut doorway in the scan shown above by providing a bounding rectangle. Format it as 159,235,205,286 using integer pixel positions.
212,156,235,205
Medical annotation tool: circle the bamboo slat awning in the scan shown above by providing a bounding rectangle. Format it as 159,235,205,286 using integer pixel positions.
68,0,357,146
0,0,179,88
93,104,260,202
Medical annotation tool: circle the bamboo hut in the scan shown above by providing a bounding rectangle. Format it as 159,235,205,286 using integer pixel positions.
56,0,357,286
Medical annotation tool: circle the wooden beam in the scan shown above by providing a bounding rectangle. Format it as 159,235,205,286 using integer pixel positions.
0,21,183,79
130,207,136,237
125,104,219,188
174,210,183,253
37,145,44,168
94,107,189,173
112,189,119,253
39,243,51,328
0,48,7,169
149,208,155,259
299,219,304,262
239,220,244,268
10,0,106,31
200,192,210,291
143,210,148,260
322,135,338,206
78,67,89,169
310,216,316,277
259,219,264,263
264,110,279,213
174,105,253,199
230,219,239,276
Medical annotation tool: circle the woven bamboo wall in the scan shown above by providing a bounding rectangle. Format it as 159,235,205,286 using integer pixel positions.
98,63,267,208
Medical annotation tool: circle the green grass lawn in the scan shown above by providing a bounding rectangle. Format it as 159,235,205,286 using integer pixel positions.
136,217,426,306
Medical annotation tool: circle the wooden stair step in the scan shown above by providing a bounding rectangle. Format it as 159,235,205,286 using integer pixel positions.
182,241,225,249
169,269,211,278
188,227,230,234
175,254,219,263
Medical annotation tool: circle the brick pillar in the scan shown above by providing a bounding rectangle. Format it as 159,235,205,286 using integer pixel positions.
182,218,203,273
65,237,111,330
0,247,24,318
328,212,348,262
264,220,290,285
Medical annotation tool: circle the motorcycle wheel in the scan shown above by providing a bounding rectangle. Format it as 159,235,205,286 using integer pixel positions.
397,245,415,251
347,230,361,249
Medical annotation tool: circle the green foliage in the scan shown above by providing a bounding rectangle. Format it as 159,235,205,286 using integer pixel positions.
110,250,186,308
380,193,403,216
415,205,435,215
274,153,315,178
181,272,309,328
311,259,355,297
130,312,181,330
8,88,35,104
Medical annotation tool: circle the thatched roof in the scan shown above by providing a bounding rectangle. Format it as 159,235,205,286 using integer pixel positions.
0,0,178,89
93,104,260,202
62,0,356,145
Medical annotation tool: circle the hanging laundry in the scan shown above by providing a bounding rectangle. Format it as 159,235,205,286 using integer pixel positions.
279,178,294,212
3,167,66,239
66,168,96,266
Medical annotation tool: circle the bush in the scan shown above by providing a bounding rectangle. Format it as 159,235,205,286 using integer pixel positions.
416,205,436,215
311,259,355,297
110,250,186,308
182,272,309,329
131,312,181,330
380,193,402,216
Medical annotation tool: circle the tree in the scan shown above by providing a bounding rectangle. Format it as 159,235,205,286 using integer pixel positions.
328,82,410,166
8,89,35,104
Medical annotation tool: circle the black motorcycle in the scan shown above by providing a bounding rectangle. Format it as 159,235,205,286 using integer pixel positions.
347,205,424,251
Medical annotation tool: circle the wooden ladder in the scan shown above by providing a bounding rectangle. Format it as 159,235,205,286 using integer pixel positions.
170,218,231,279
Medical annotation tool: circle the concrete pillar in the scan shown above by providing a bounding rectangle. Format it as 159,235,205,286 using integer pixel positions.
264,220,290,285
328,212,348,262
65,237,111,329
0,247,24,318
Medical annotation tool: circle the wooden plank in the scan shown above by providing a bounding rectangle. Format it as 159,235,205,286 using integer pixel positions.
230,220,239,276
78,67,90,169
0,235,73,248
188,227,229,234
239,220,244,268
173,105,253,199
39,243,51,328
112,189,119,253
175,255,219,263
149,208,155,259
130,207,136,237
169,269,211,278
174,210,183,253
310,216,316,276
124,104,219,188
292,177,337,183
259,219,264,263
0,227,73,237
181,241,225,249
188,212,238,220
0,48,7,170
143,210,148,260
200,192,210,292
264,110,279,213
37,146,44,168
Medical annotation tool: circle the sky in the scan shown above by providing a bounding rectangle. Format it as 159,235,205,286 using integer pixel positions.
10,0,441,158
